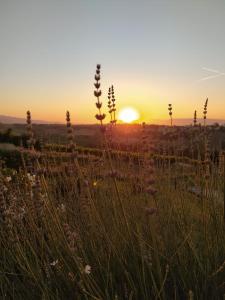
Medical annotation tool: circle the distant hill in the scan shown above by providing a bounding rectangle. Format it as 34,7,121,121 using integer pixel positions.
151,118,225,126
0,115,55,124
1,115,225,126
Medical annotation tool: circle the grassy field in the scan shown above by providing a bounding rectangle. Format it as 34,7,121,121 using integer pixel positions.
0,118,225,299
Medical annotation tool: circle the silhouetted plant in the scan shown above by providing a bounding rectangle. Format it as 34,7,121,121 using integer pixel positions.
107,86,112,123
94,64,106,128
168,103,173,126
66,111,77,156
203,98,208,126
194,110,197,126
26,110,35,150
111,85,117,125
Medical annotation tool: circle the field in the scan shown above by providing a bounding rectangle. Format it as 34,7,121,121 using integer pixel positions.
1,115,225,300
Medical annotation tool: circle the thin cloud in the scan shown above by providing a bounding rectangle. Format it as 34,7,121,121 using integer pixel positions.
199,67,225,82
202,67,225,74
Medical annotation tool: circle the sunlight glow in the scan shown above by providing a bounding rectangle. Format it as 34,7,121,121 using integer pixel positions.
118,107,140,123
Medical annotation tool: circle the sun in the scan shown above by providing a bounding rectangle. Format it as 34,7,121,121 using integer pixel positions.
118,107,140,123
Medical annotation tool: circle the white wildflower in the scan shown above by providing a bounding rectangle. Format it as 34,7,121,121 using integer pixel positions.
6,176,12,182
57,203,66,213
60,203,66,213
84,265,91,274
27,173,36,186
50,259,59,266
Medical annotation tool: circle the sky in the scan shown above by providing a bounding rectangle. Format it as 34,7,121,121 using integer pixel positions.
0,0,225,124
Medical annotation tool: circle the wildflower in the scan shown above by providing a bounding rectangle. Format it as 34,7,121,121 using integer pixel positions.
27,173,36,186
66,111,77,155
94,64,106,126
26,110,35,150
110,85,117,125
168,104,173,126
57,203,66,213
108,87,112,121
193,110,197,126
61,203,66,212
203,98,208,118
6,176,12,182
50,259,59,266
84,265,91,274
95,113,106,121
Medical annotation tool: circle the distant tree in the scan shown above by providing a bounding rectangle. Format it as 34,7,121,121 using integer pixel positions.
0,128,12,143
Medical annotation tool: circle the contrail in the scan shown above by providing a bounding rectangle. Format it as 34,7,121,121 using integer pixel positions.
199,67,225,82
202,67,225,74
199,74,225,81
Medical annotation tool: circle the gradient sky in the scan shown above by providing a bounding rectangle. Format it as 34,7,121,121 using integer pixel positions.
0,0,225,123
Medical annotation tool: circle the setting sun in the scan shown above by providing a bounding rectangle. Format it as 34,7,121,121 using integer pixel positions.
118,107,140,123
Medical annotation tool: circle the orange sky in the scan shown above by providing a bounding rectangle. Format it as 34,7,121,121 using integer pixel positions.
1,1,225,124
1,75,225,124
